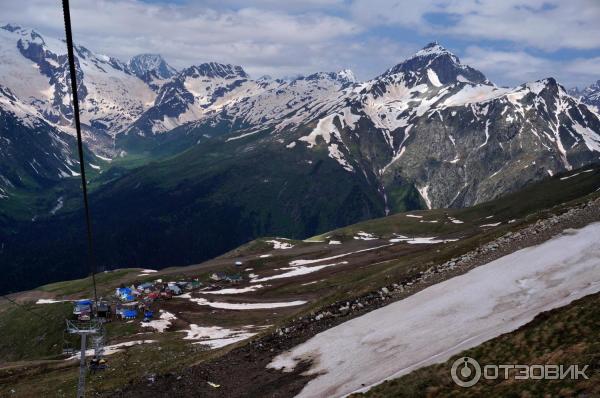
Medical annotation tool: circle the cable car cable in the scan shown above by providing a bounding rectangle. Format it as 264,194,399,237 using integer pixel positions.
61,0,98,304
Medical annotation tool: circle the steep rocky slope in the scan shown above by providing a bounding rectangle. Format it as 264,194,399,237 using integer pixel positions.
0,24,156,153
119,43,600,209
0,85,100,218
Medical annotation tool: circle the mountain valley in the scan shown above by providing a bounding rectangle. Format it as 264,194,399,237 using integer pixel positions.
1,24,599,295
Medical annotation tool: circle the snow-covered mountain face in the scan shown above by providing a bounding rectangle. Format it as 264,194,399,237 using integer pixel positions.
127,54,177,90
364,75,600,208
123,63,358,139
136,41,597,209
0,24,156,154
0,84,96,200
381,42,489,85
570,80,600,112
146,41,599,209
0,24,599,211
293,42,600,208
196,70,355,132
125,62,261,135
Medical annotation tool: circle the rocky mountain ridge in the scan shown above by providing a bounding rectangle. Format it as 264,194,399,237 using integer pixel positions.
570,79,600,111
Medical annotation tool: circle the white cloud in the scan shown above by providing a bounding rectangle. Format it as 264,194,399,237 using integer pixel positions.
564,57,600,79
351,0,600,51
463,47,600,88
1,0,598,86
444,0,600,51
350,0,440,28
203,0,346,11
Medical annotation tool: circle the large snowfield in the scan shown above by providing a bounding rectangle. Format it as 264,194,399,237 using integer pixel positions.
269,223,600,397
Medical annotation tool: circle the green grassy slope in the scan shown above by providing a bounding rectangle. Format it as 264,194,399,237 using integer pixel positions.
0,301,71,362
313,165,600,241
0,165,598,396
0,134,389,294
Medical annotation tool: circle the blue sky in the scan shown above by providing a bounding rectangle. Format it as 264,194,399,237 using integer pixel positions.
4,0,600,88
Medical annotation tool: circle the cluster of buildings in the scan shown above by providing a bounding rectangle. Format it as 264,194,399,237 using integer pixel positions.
113,279,202,320
71,271,244,322
72,299,111,321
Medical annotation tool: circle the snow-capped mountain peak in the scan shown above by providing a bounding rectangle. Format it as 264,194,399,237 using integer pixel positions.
570,79,600,111
2,24,46,46
384,42,488,86
298,71,356,85
583,79,600,95
186,62,248,79
0,23,21,33
413,41,453,59
128,54,177,80
1,24,599,214
2,23,66,61
336,69,357,84
0,23,156,153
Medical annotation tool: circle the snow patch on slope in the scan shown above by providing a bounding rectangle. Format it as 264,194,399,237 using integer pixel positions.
417,184,432,209
188,298,307,310
141,310,176,333
252,262,348,282
269,222,600,397
299,109,360,172
182,324,256,349
427,69,442,87
572,123,600,152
